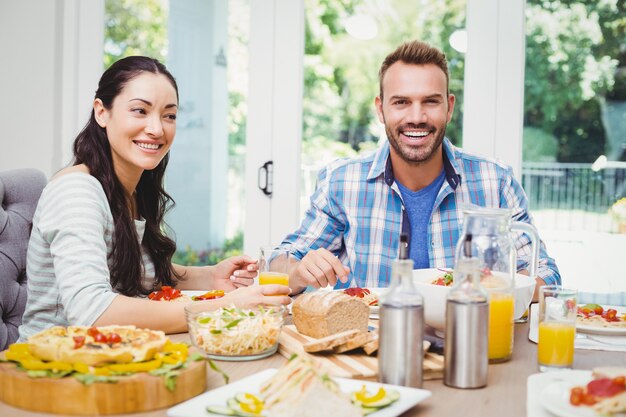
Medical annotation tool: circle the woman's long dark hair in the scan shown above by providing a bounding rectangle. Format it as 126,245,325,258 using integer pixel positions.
73,56,182,296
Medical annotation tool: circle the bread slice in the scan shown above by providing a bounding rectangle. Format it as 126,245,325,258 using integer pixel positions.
333,332,376,353
363,334,379,355
303,329,361,353
292,291,369,338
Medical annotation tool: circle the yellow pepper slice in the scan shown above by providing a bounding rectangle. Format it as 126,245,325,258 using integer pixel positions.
354,385,387,404
107,358,162,373
73,362,90,374
238,393,264,415
5,343,35,362
158,341,188,364
20,359,74,372
93,366,111,376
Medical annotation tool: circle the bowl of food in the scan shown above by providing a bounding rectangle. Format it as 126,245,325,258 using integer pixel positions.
185,303,286,361
413,268,535,334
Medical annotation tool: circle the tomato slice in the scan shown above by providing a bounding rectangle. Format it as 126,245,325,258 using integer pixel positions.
148,285,183,301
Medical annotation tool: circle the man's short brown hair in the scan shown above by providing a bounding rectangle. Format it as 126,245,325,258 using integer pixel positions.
378,40,449,100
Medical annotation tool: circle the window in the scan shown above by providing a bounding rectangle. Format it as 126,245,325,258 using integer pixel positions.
523,0,626,293
104,0,250,261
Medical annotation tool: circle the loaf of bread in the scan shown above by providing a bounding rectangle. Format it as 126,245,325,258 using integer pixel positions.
292,291,369,338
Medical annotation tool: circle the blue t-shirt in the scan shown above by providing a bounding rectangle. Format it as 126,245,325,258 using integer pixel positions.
396,169,446,269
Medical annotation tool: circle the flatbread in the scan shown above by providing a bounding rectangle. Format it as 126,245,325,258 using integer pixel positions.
28,325,167,366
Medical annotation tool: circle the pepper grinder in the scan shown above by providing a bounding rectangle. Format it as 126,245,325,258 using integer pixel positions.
378,233,424,388
444,234,489,389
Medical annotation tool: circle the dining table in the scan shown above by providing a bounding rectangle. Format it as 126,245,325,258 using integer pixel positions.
1,315,624,417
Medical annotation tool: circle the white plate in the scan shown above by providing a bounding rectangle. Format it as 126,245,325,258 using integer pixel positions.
167,369,431,417
539,371,596,417
181,290,206,298
576,305,626,336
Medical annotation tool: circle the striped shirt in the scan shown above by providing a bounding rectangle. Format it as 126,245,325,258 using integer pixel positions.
282,138,561,289
19,173,156,341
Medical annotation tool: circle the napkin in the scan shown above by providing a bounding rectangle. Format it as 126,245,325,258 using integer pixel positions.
528,303,626,352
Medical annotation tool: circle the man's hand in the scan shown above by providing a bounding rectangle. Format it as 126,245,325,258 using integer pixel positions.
289,248,350,293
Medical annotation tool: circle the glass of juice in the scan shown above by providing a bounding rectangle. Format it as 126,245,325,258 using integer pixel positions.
258,246,291,292
537,285,577,372
487,289,515,363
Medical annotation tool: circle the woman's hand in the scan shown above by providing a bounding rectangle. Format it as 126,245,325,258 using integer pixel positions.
212,255,259,291
220,284,291,309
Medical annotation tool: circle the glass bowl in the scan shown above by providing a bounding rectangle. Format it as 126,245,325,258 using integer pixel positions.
185,303,285,361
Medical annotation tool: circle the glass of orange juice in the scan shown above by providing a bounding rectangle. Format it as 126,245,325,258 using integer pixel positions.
258,246,291,292
487,289,515,363
537,286,577,372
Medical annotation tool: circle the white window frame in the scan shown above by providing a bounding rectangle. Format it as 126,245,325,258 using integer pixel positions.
244,0,304,255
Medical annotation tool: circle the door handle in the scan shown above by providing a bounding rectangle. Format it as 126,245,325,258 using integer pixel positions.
258,161,273,197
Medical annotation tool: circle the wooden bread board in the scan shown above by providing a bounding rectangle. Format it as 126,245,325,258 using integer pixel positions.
278,324,443,380
0,352,206,415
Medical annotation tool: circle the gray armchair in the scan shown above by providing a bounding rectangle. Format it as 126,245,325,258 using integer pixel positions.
0,169,46,349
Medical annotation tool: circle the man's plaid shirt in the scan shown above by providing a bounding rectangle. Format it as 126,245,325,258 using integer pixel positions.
282,138,561,289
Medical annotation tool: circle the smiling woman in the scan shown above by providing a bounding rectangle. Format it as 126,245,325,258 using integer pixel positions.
18,56,291,342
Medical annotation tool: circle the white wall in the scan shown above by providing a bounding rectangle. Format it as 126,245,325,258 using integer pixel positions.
0,0,103,176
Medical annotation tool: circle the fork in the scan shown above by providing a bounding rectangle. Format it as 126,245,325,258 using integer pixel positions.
576,333,626,347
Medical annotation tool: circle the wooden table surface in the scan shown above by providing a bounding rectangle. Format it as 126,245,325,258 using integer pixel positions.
1,320,623,417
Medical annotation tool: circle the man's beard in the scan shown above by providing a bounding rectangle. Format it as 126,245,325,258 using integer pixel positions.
385,121,446,166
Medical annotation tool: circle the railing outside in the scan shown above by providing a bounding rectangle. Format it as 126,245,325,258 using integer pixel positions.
296,161,626,233
522,162,626,232
224,159,626,236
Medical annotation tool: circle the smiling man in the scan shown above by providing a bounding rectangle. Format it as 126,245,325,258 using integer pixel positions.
280,40,560,297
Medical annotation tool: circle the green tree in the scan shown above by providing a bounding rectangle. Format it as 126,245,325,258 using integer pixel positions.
104,0,168,68
524,0,625,162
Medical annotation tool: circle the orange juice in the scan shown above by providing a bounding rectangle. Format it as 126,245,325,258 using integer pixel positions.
258,272,289,287
488,293,514,362
538,321,575,368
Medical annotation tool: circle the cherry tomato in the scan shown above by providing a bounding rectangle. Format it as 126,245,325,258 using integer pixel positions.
605,309,618,322
73,336,86,349
87,327,100,338
582,393,597,406
107,333,122,344
94,333,108,343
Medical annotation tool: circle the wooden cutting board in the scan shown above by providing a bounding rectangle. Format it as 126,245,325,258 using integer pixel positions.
278,325,444,380
0,352,206,415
